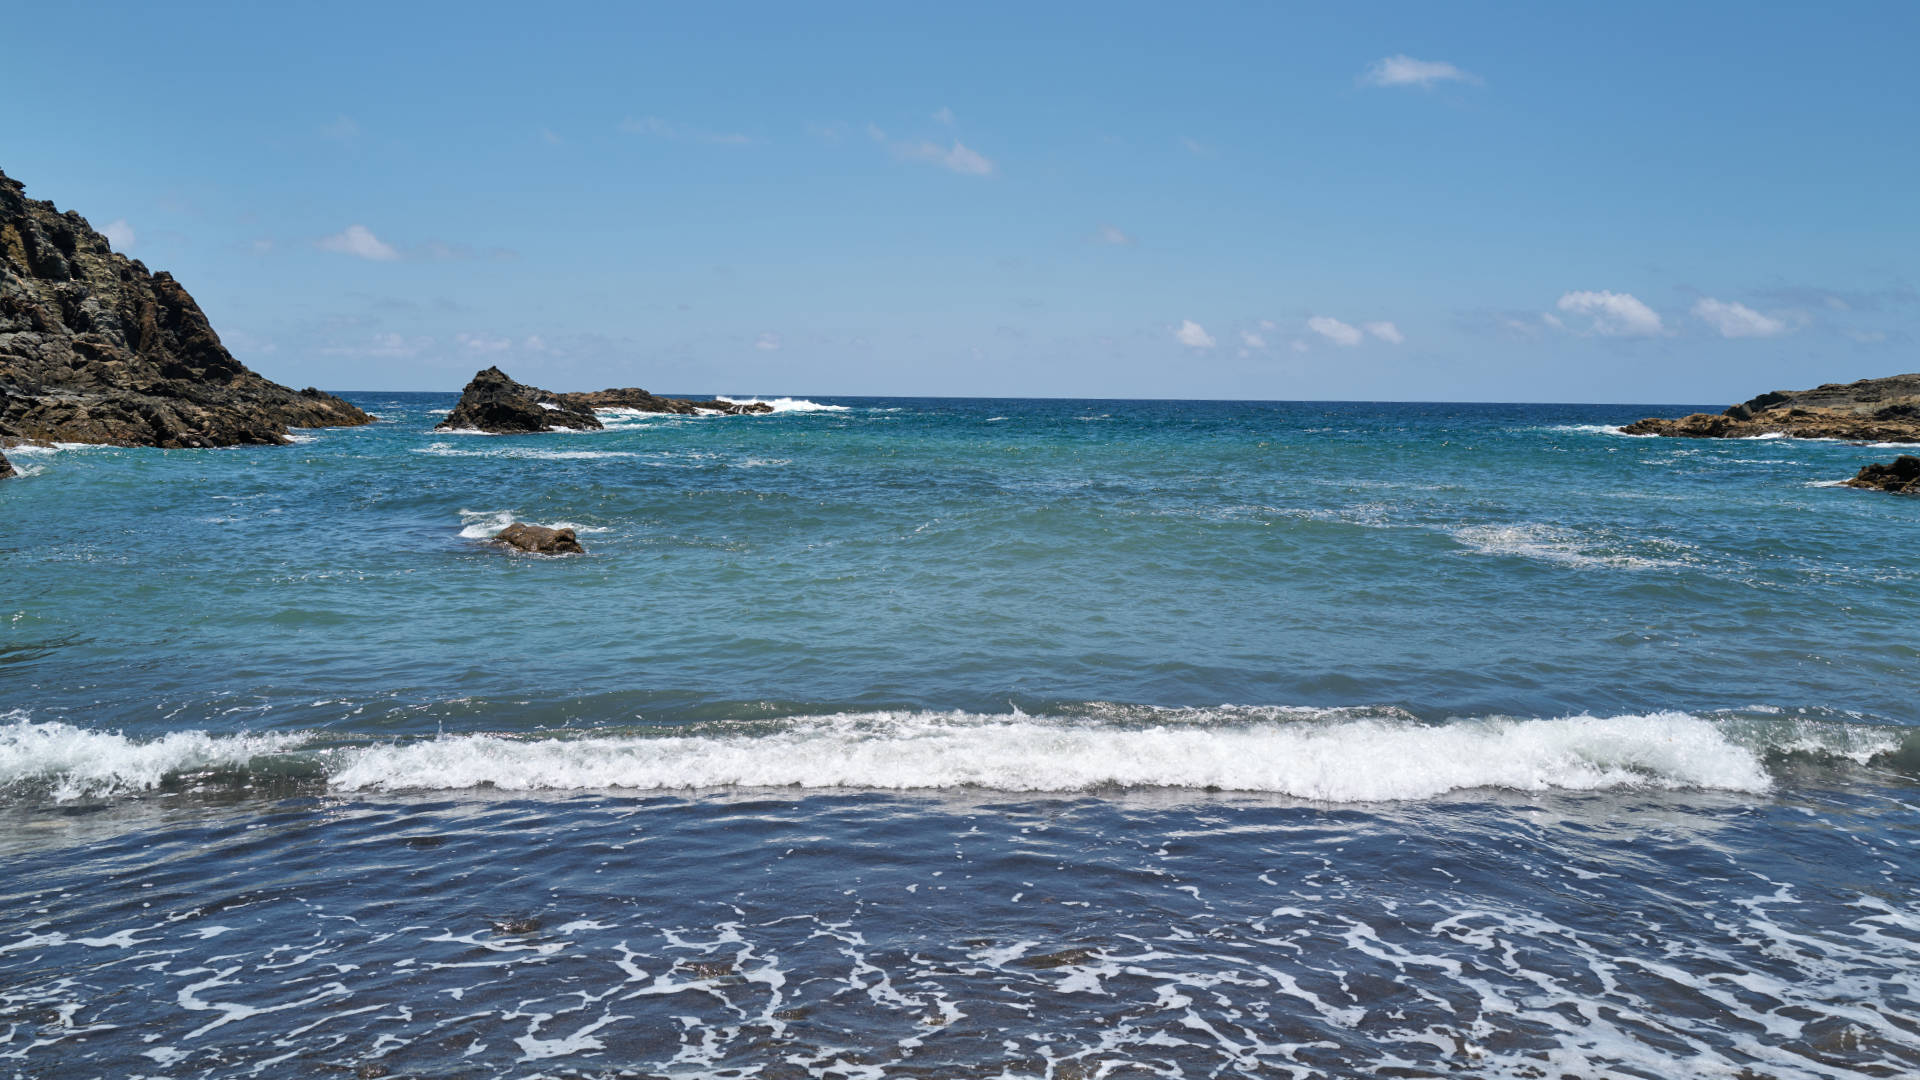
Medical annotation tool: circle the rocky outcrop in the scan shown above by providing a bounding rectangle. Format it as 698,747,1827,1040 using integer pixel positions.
437,366,601,432
0,449,13,479
492,522,586,555
436,366,771,433
1,168,370,447
1623,374,1920,443
1842,455,1920,494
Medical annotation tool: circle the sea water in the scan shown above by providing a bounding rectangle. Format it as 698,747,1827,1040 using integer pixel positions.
1,395,1915,1078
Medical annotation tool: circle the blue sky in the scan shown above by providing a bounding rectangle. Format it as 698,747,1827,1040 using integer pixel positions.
4,3,1916,402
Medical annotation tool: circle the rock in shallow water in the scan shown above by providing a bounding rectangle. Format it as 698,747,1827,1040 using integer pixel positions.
436,365,772,434
0,450,13,479
1842,455,1920,494
0,168,371,447
492,522,586,555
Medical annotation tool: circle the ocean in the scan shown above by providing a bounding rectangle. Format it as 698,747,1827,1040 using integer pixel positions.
2,394,1916,1079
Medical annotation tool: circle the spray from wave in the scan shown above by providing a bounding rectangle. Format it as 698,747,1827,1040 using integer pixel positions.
3,708,1911,805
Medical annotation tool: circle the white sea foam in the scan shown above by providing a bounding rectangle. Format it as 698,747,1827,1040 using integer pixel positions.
415,442,636,461
713,396,848,413
325,710,1797,801
0,709,1904,805
456,510,608,539
1548,424,1651,437
0,714,301,802
457,509,517,539
1451,523,1685,570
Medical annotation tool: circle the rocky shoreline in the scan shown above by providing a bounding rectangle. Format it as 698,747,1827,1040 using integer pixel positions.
437,366,771,434
1,168,370,448
1622,374,1920,443
1844,455,1920,495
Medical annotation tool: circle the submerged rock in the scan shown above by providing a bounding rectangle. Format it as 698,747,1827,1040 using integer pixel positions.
0,168,371,447
492,522,586,555
1623,373,1920,443
1842,455,1920,494
436,365,772,434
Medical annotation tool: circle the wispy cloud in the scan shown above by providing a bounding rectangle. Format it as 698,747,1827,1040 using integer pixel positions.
1175,320,1216,348
1363,321,1404,344
1240,329,1266,349
320,115,360,140
1554,290,1664,337
895,139,995,176
316,226,512,263
1307,316,1364,347
101,219,135,252
1361,55,1481,89
317,225,399,261
933,106,955,126
1178,136,1209,156
755,332,781,351
1094,224,1133,246
1692,298,1788,338
319,332,432,359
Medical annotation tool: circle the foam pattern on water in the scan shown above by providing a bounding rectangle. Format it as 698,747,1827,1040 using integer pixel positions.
1,788,1915,1078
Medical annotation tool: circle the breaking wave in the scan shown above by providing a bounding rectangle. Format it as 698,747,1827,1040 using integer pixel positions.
713,396,848,413
2,708,1911,805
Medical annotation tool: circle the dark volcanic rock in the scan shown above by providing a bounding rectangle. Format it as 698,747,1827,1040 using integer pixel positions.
1622,373,1920,443
0,449,13,479
436,366,773,433
492,522,586,555
1842,455,1920,494
437,366,602,432
0,169,371,447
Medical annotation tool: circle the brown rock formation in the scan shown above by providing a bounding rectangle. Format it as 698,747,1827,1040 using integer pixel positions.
1622,374,1920,443
1842,455,1920,494
436,366,771,433
492,522,586,555
0,168,370,447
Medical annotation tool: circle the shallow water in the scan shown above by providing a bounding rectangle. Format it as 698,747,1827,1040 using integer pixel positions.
3,395,1917,1077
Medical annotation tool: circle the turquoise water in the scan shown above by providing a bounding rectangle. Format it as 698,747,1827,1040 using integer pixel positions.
2,395,1917,1077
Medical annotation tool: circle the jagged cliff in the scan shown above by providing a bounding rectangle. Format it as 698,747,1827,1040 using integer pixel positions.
0,168,369,448
1623,374,1920,442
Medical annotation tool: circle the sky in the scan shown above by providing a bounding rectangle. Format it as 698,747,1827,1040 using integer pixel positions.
3,2,1917,403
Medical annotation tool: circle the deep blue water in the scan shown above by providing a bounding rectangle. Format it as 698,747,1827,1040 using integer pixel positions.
2,394,1917,1078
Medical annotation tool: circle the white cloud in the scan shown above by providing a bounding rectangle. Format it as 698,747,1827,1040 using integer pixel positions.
1361,55,1480,89
1175,320,1216,348
455,332,513,353
1307,315,1364,347
540,128,563,145
1178,136,1208,156
897,139,995,175
1240,329,1266,348
317,225,399,261
101,219,135,252
1555,290,1664,337
319,333,432,359
1692,297,1787,338
933,106,955,126
1095,223,1133,245
1290,339,1310,353
1259,319,1277,331
1364,321,1404,344
755,332,781,351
